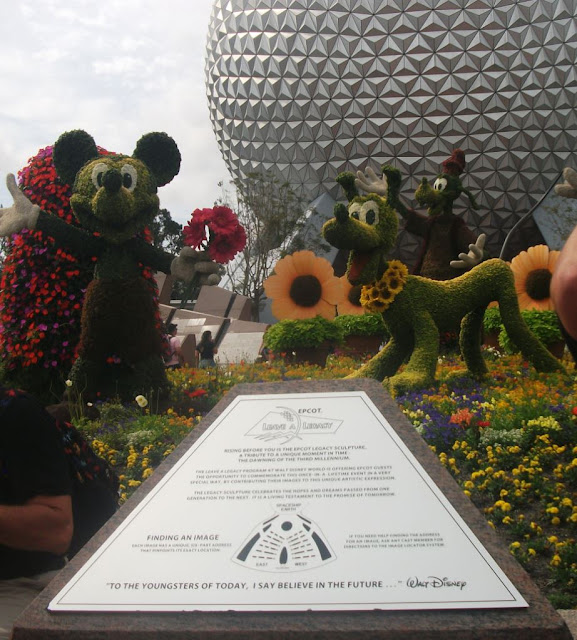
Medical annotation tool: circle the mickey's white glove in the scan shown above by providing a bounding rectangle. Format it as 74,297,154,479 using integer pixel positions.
450,234,486,270
171,247,222,285
0,174,40,236
354,167,388,196
555,167,577,199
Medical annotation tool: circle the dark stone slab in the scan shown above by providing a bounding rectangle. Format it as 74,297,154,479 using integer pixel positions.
12,379,572,640
194,286,252,321
180,334,197,367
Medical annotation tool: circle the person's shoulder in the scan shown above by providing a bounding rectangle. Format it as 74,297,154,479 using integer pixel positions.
0,387,34,414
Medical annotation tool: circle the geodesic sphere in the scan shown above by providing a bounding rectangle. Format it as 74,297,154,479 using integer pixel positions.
205,0,577,256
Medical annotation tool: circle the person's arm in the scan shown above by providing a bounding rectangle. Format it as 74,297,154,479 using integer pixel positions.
551,224,577,339
1,392,73,557
0,495,73,555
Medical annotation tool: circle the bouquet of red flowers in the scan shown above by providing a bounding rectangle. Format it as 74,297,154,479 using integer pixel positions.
183,206,246,264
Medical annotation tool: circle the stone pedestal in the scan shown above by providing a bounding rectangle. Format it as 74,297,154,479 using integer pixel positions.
12,379,572,640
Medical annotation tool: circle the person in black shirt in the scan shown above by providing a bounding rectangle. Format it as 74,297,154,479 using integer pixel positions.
0,386,73,639
196,330,218,368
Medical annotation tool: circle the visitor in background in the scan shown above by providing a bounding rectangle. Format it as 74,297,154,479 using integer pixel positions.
551,222,577,362
164,323,184,370
0,386,73,640
196,330,218,369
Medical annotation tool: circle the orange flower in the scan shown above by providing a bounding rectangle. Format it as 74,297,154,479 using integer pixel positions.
264,251,343,320
337,275,365,316
510,245,560,311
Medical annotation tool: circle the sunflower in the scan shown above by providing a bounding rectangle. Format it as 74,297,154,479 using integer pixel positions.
360,260,408,314
510,245,560,311
264,251,343,320
337,275,366,316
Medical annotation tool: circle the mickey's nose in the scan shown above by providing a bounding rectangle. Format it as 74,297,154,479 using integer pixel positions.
101,168,122,193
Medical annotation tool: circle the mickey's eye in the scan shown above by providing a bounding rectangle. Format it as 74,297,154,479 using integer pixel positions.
121,164,137,191
91,163,109,189
348,202,361,220
360,201,379,225
434,177,448,192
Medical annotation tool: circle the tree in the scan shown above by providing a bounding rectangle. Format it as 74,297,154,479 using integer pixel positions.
220,171,329,320
148,208,184,254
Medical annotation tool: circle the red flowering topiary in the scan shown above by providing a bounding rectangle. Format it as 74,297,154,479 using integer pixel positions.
0,145,164,401
0,146,93,398
183,206,246,264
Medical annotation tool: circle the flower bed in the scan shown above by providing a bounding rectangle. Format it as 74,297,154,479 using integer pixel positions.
73,351,577,606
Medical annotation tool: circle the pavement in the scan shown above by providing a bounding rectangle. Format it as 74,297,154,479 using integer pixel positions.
558,610,577,638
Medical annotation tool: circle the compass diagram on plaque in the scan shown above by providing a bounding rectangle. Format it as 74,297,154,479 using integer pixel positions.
245,406,343,445
233,512,335,572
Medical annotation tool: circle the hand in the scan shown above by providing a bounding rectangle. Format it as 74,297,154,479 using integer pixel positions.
450,234,486,270
0,174,40,236
555,167,577,199
354,167,388,196
171,247,222,285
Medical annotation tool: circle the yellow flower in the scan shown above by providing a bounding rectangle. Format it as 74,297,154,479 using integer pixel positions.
546,506,560,514
264,250,343,320
337,275,365,316
509,244,560,311
551,554,562,567
360,260,408,313
135,395,148,408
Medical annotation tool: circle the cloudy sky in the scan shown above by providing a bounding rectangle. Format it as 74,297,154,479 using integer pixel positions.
0,0,230,225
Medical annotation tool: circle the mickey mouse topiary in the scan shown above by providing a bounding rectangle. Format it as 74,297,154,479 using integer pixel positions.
0,130,220,401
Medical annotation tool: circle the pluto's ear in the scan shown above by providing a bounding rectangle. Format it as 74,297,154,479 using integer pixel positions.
336,172,359,202
133,132,181,187
53,130,99,185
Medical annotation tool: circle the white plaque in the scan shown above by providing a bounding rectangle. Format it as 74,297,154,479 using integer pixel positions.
49,391,527,612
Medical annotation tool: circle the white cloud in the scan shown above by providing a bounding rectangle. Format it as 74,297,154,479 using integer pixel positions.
0,0,230,225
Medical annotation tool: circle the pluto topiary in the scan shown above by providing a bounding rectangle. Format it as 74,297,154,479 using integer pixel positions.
322,165,566,396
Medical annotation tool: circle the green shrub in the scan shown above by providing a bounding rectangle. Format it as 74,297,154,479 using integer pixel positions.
333,313,389,338
483,307,503,334
263,316,344,352
499,310,562,353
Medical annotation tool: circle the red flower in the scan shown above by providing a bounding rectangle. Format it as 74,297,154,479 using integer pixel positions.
185,389,207,398
182,206,246,264
182,208,211,248
572,407,577,416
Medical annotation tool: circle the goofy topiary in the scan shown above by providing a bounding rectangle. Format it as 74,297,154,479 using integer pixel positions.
322,166,565,396
0,130,220,401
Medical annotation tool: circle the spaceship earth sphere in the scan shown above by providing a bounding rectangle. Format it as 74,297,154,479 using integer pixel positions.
205,0,577,258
